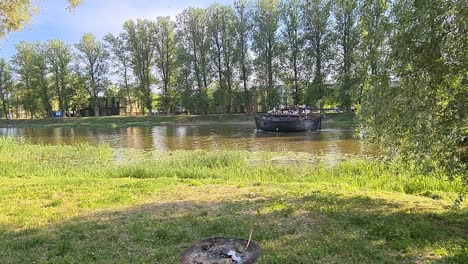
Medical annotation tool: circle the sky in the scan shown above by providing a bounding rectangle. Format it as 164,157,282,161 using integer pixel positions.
0,0,232,59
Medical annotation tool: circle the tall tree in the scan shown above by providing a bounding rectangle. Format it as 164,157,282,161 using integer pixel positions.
358,0,391,104
46,39,73,116
177,8,211,114
0,58,13,118
362,0,467,184
154,17,178,114
68,64,90,115
303,0,333,108
175,50,196,114
279,0,304,105
123,19,157,115
104,33,134,115
75,33,109,116
207,4,237,113
234,0,252,112
333,0,359,112
30,43,54,117
251,0,281,110
12,41,40,117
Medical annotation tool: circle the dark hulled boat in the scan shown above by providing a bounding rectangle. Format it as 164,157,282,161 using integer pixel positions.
255,112,321,132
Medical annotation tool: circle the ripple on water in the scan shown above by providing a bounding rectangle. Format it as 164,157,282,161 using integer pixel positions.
0,123,372,158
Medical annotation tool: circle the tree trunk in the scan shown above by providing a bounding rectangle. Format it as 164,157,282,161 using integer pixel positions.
93,96,100,117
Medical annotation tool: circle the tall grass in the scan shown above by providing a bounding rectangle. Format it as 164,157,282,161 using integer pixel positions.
0,137,463,196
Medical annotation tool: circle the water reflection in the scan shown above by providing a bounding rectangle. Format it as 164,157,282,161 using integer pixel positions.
0,123,368,155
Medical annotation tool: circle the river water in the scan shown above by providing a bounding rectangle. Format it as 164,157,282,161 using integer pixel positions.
0,122,367,155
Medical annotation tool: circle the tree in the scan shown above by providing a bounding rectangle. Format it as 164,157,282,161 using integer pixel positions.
0,58,13,118
12,41,40,117
279,0,304,105
154,17,178,114
357,0,391,104
175,50,196,115
104,33,135,115
251,0,281,110
75,33,109,116
303,0,333,108
46,39,73,116
177,8,211,114
234,0,252,112
207,4,237,113
30,43,54,117
123,19,157,115
361,0,467,186
68,65,89,115
0,0,81,38
333,0,359,112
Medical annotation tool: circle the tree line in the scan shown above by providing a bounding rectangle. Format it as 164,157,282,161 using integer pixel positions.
0,0,389,117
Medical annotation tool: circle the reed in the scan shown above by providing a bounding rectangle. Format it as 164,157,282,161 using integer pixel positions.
1,138,462,196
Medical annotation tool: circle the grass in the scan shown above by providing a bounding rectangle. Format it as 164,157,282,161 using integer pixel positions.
0,112,355,128
0,138,466,263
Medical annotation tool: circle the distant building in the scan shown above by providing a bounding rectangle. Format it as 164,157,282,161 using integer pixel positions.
77,97,143,117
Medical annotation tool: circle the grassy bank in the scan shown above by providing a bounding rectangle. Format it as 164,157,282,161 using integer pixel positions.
0,114,254,128
0,138,466,263
0,112,356,128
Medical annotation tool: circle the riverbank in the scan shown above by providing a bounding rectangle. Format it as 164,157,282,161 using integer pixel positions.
0,139,466,263
0,113,357,128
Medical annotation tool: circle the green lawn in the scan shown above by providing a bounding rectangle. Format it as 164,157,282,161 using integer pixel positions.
0,138,466,263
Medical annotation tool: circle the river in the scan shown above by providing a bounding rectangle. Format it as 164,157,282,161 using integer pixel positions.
0,122,368,155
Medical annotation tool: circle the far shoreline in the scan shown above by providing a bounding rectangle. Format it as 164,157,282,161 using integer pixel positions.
0,113,357,129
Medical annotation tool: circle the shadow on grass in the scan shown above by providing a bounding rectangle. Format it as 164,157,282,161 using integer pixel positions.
0,193,466,263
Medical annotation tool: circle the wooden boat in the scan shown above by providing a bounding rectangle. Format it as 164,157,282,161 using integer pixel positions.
255,111,321,132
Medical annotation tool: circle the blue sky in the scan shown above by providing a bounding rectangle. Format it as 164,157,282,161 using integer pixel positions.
0,0,232,59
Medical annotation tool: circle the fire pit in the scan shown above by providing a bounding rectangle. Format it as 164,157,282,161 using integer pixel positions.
180,237,261,264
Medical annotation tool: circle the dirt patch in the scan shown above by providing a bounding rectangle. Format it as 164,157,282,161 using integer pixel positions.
181,237,261,264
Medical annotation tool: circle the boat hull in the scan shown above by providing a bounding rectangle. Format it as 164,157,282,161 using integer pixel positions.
255,115,321,132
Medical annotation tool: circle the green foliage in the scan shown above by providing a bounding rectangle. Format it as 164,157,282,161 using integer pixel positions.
207,4,237,113
279,0,305,105
0,58,13,118
176,8,211,114
360,0,467,184
0,1,81,38
104,33,135,115
15,42,55,117
0,0,36,38
234,0,253,112
154,17,178,114
123,19,157,115
251,0,281,109
75,33,110,116
333,0,360,112
303,0,333,107
68,70,89,112
357,0,391,103
45,39,74,114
